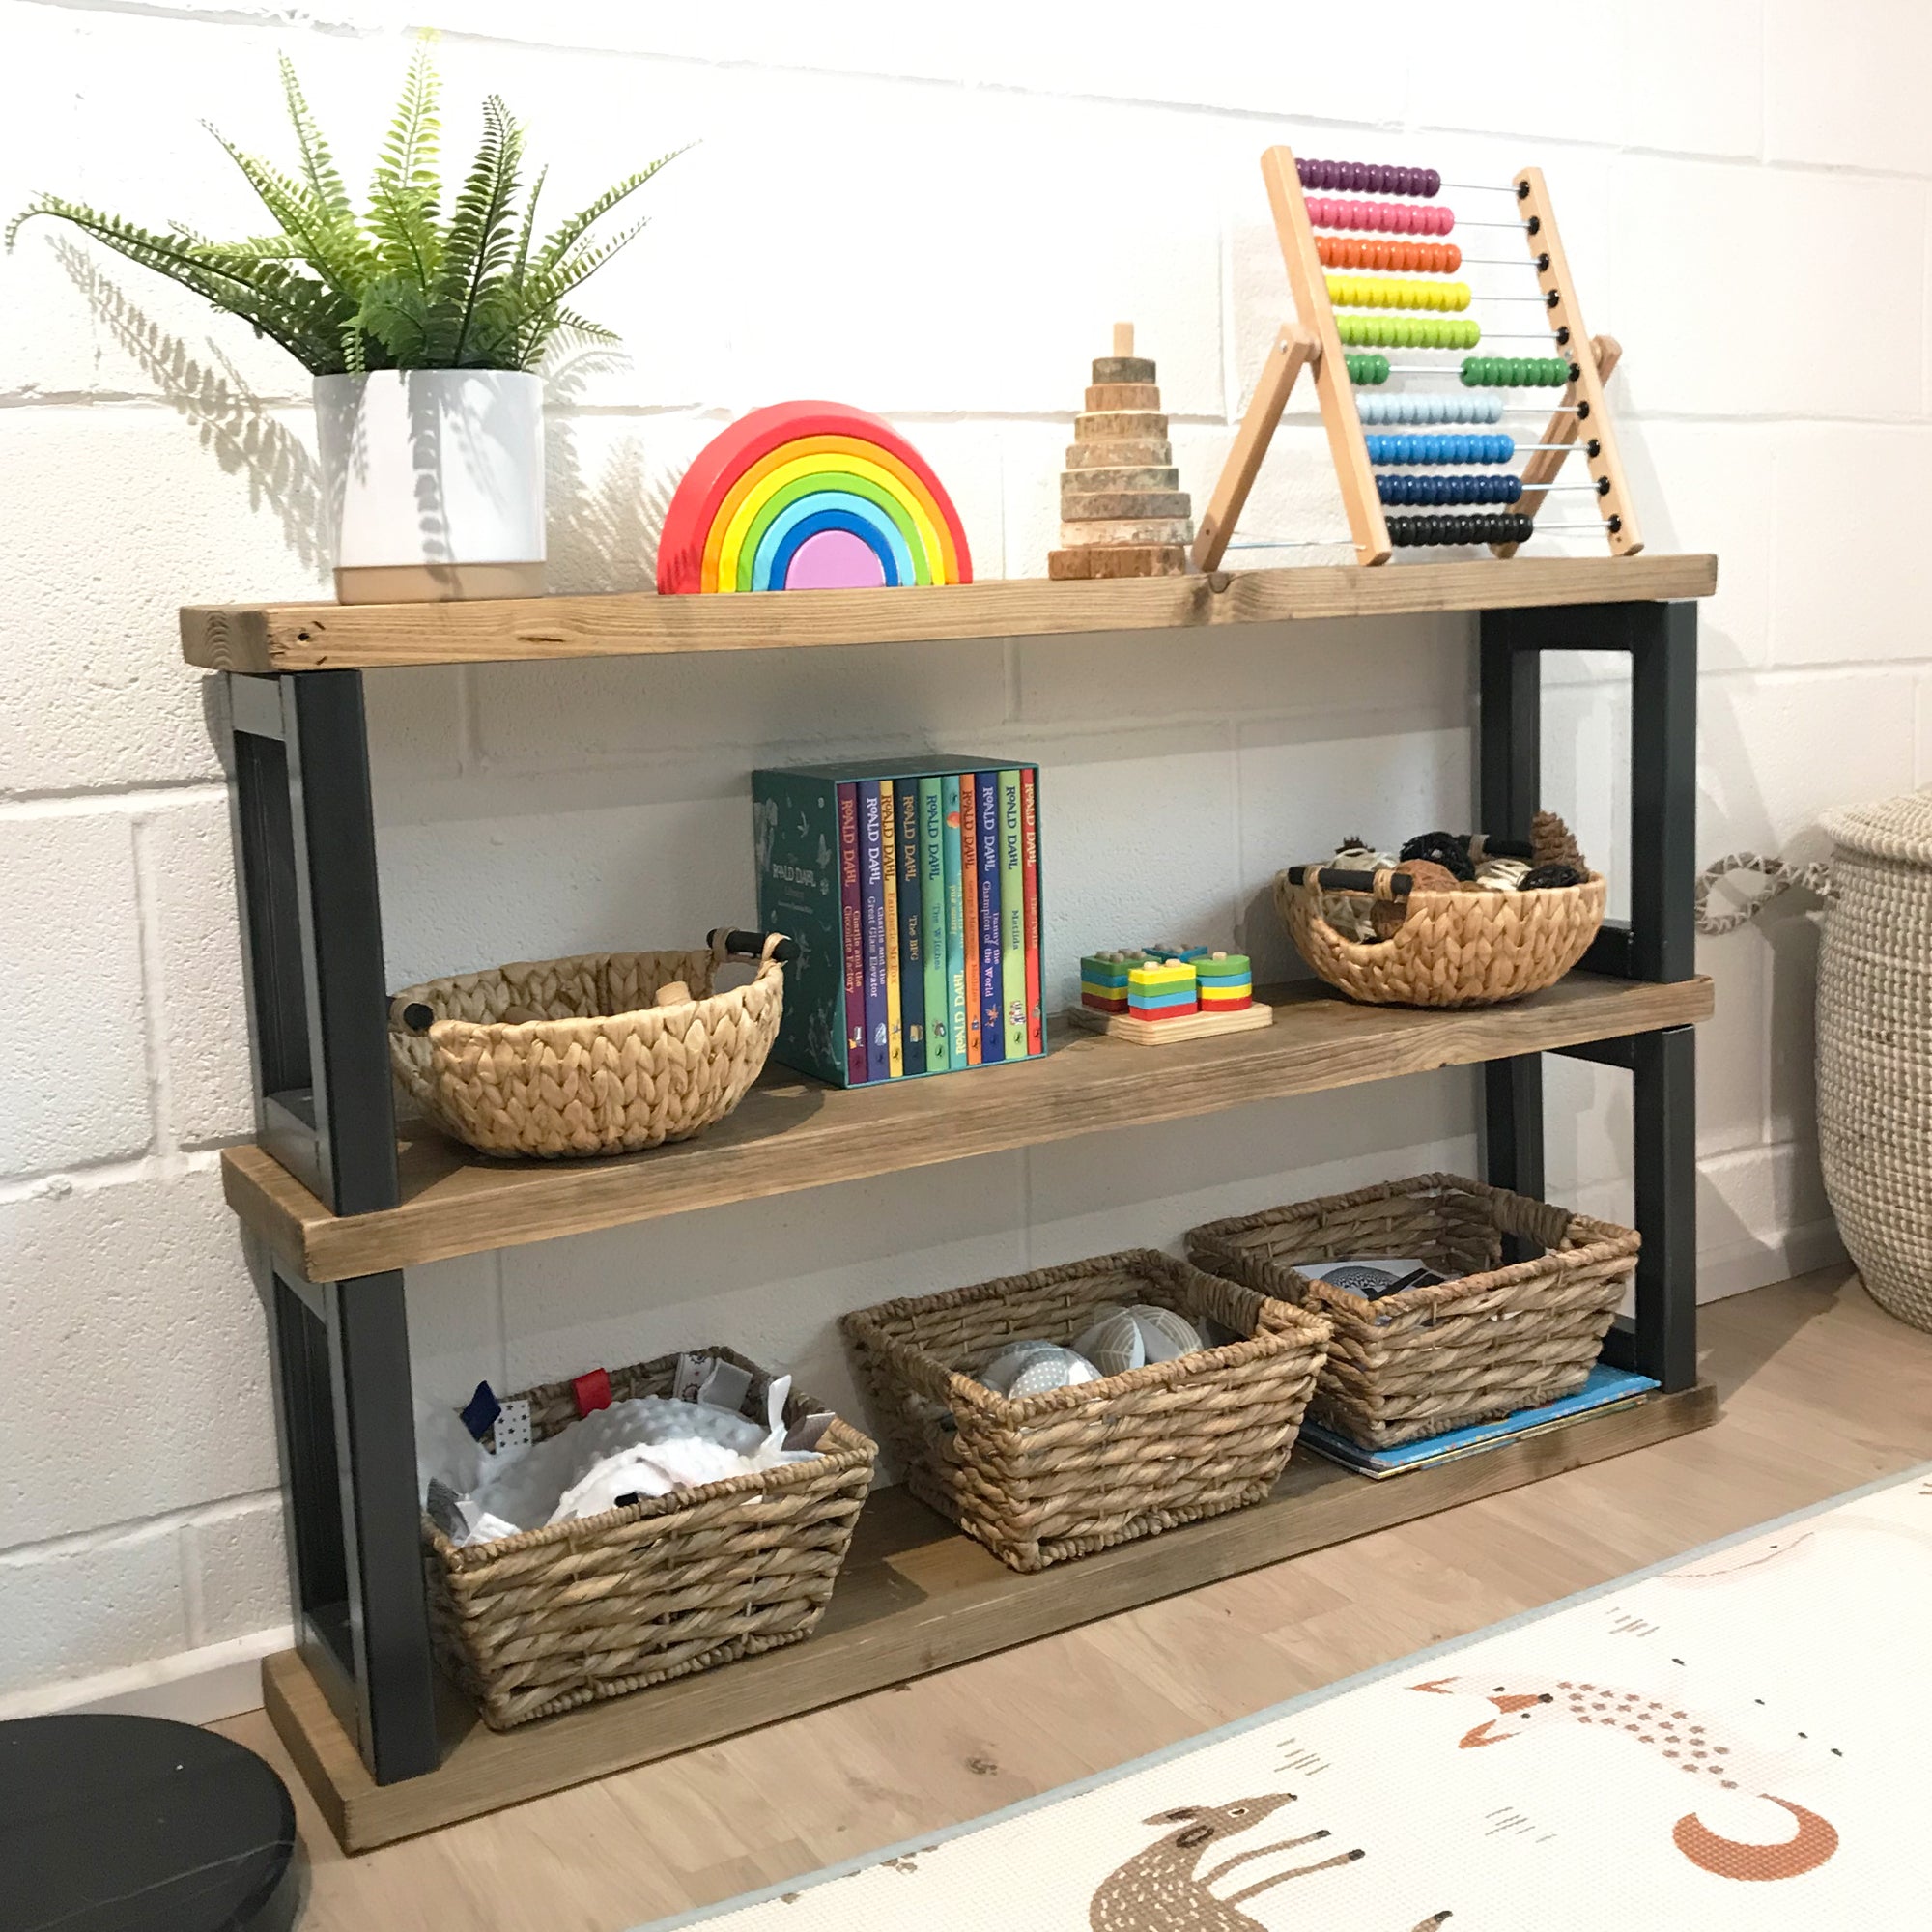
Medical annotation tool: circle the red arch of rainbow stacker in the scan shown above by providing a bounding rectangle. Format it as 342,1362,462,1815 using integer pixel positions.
656,402,974,593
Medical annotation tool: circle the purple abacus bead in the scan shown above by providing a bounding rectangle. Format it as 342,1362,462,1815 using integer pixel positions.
1349,161,1367,190
1401,165,1420,196
1423,167,1441,197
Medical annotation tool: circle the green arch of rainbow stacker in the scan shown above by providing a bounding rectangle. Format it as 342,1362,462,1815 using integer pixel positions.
737,472,929,590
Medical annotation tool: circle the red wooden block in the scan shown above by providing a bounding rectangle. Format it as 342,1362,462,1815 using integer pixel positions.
573,1367,612,1417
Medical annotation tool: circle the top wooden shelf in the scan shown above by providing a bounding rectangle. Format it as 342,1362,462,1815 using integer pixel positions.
181,554,1719,672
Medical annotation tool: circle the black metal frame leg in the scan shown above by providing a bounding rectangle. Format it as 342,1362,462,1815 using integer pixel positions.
230,670,438,1785
1478,602,1701,1397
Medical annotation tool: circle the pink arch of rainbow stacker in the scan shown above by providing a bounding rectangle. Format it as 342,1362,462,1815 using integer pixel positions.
656,401,973,593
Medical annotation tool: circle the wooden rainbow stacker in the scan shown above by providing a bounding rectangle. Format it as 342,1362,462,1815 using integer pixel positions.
1194,147,1638,570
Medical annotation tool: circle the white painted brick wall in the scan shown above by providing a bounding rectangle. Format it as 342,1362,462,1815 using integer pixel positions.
0,0,1921,1703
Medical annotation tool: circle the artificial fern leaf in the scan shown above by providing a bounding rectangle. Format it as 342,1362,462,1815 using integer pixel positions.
432,94,524,365
526,213,650,313
204,128,373,298
278,54,353,224
529,146,688,277
11,46,678,377
376,37,441,205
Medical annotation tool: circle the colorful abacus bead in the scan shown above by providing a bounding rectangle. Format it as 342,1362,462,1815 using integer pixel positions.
1335,316,1481,351
1357,395,1505,426
1364,433,1515,465
1194,952,1253,1012
1126,959,1198,1021
1304,196,1455,238
1080,951,1139,1014
1327,275,1472,314
1346,353,1391,385
1296,158,1441,198
1387,512,1537,547
1317,235,1463,274
1375,472,1524,507
1461,355,1575,387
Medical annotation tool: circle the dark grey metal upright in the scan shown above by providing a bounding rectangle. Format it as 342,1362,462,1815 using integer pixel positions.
1478,600,1700,1393
228,669,440,1786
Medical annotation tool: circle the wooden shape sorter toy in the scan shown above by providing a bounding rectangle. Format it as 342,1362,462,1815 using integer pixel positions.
1068,947,1272,1046
1192,148,1638,569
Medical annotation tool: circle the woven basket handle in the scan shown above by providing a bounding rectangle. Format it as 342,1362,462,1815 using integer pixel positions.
1693,853,1833,935
1291,864,1416,900
708,927,797,965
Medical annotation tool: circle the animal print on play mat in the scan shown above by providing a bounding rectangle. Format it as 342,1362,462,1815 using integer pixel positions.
640,1465,1932,1929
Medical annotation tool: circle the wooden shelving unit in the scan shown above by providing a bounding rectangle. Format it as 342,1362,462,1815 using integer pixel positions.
225,973,1713,1282
190,556,1718,1849
273,1380,1715,1853
183,552,1717,670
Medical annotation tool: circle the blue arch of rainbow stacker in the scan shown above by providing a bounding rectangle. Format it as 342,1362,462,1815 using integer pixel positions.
753,492,917,590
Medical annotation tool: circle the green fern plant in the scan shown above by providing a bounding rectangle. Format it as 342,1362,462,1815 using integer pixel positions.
7,42,685,376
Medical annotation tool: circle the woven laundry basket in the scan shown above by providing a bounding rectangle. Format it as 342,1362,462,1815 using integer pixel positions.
1277,865,1605,1008
1188,1174,1637,1450
841,1250,1330,1573
423,1346,876,1730
389,932,784,1158
1817,793,1932,1331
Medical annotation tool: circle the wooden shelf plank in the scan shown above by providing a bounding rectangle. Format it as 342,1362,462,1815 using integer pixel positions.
182,554,1718,672
225,974,1713,1282
268,1379,1719,1852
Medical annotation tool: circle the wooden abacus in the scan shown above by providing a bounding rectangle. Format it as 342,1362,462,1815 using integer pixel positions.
1194,147,1639,569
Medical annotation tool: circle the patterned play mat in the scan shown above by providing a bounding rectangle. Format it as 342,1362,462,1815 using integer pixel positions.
641,1462,1932,1930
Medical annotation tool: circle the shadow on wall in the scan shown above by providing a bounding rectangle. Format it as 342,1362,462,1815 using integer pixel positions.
58,239,328,574
58,242,678,595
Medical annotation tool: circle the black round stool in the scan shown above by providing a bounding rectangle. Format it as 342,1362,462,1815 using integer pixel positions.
0,1714,300,1931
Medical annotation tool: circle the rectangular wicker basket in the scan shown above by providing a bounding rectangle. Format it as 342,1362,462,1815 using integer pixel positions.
1186,1173,1638,1452
841,1249,1331,1574
423,1346,876,1730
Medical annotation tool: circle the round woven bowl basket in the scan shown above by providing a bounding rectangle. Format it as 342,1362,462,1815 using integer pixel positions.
1817,793,1932,1330
1276,865,1605,1008
389,933,784,1159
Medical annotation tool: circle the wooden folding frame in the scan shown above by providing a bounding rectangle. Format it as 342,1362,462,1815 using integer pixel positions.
1192,147,1640,571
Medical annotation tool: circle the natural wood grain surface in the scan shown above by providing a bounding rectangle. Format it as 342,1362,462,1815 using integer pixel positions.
222,974,1715,1281
1062,999,1277,1044
220,1267,1932,1929
1494,169,1641,560
1190,323,1318,573
1263,145,1390,565
178,554,1719,671
265,1380,1719,1852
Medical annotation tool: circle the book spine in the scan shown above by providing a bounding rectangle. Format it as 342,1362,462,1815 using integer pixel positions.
919,779,950,1072
943,775,970,1068
859,781,889,1083
1020,766,1043,1056
999,768,1027,1059
838,782,867,1084
895,780,925,1076
959,773,982,1065
975,770,1004,1064
880,780,903,1078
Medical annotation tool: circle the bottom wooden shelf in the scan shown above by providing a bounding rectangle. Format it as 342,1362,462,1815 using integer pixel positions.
268,1378,1717,1852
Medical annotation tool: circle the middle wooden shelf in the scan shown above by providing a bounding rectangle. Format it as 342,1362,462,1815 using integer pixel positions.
224,971,1713,1283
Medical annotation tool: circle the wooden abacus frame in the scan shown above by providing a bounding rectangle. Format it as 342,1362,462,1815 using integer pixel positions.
1193,146,1641,570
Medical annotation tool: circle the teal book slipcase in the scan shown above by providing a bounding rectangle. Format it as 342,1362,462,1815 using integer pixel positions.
754,758,1043,1087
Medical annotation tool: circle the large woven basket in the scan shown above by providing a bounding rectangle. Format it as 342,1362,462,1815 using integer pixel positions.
842,1250,1330,1573
424,1346,876,1730
1817,793,1932,1331
1187,1174,1637,1450
389,933,784,1158
1276,865,1605,1008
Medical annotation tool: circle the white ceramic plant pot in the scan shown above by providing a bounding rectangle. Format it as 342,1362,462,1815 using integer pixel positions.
313,369,546,604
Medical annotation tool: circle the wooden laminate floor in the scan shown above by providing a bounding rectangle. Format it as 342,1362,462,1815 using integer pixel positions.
221,1265,1932,1932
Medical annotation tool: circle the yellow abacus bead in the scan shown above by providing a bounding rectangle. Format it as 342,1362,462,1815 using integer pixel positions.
1452,281,1471,311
